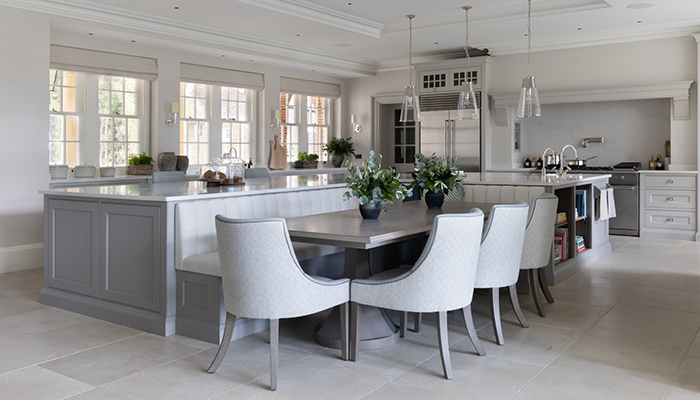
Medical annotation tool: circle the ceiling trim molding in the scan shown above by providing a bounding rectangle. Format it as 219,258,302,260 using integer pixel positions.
237,0,384,38
491,81,695,120
0,0,379,75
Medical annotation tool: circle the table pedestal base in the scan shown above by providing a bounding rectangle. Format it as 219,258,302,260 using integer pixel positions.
314,305,399,350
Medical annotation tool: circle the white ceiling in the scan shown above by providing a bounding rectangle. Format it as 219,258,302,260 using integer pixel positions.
5,0,700,77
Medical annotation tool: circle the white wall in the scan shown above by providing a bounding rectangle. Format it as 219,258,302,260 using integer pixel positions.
0,8,50,273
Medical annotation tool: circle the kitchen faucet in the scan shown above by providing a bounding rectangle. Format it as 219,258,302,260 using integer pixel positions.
559,144,578,177
540,148,555,180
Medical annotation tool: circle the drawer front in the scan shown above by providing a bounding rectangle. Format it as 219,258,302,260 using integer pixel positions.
645,189,696,210
645,175,697,189
644,210,697,231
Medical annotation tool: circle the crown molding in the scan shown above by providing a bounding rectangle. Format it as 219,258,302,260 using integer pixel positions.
0,0,379,76
237,0,384,38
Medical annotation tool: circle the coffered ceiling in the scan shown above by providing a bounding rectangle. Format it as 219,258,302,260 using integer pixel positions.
3,0,700,77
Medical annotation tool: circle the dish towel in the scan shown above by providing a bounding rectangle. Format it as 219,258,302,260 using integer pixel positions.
606,187,617,219
597,189,609,221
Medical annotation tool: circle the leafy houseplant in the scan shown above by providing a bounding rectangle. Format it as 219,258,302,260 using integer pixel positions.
343,150,412,219
127,151,154,175
323,137,355,168
294,152,319,169
411,153,465,208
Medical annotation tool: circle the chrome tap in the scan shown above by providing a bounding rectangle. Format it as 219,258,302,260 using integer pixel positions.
559,144,578,177
541,148,555,180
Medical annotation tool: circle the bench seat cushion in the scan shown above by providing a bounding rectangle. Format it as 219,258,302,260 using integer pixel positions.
181,243,344,277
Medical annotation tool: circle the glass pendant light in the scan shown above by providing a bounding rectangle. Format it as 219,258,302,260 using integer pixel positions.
399,14,421,122
516,0,541,118
457,5,479,120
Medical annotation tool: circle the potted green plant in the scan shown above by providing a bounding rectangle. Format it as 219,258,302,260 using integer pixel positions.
411,153,465,209
294,152,319,169
343,150,412,219
323,136,355,168
127,151,154,175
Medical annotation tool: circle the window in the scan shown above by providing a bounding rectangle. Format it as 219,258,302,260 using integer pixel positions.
49,70,82,166
98,76,142,167
393,108,417,165
221,86,252,161
179,82,210,165
280,93,333,162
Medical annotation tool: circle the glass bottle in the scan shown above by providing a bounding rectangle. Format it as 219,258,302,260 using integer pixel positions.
648,155,656,170
524,155,531,168
536,155,543,169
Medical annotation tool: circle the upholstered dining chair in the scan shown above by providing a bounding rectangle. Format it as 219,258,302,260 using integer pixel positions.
473,202,529,346
520,193,559,317
152,170,187,183
350,211,484,380
210,215,350,391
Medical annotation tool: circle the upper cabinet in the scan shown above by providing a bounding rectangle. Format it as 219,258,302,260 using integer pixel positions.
418,65,483,93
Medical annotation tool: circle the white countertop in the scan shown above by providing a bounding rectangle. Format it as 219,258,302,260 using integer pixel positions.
41,173,349,202
461,172,611,187
638,170,698,175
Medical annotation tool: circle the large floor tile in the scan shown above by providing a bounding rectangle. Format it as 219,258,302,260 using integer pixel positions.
33,319,144,351
0,335,77,374
0,309,82,341
687,329,700,358
40,334,204,386
0,292,47,318
503,298,610,332
361,352,543,400
642,260,700,292
0,365,93,400
621,285,700,314
560,269,648,291
514,353,673,400
547,280,629,307
565,328,690,372
664,356,700,400
584,251,664,274
593,303,700,343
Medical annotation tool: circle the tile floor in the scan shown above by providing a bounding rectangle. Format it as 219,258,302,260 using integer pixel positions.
1,236,700,399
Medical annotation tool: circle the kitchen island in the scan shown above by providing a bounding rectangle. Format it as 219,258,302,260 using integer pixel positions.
460,172,612,284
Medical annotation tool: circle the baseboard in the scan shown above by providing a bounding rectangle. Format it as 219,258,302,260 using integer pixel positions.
0,243,43,274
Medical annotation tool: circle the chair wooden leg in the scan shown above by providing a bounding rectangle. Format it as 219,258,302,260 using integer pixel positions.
539,267,555,303
207,312,236,373
461,304,486,356
437,311,453,380
269,319,279,391
490,288,505,346
350,302,361,361
508,284,529,328
410,312,422,333
399,311,407,338
529,269,546,318
340,302,349,361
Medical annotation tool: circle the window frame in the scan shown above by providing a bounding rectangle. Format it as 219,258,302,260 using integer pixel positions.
280,92,334,162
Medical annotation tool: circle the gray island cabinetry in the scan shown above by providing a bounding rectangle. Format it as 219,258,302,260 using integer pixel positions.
41,175,349,339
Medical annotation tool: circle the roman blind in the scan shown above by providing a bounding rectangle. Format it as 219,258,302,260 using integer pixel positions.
280,77,340,98
50,45,158,81
180,63,264,90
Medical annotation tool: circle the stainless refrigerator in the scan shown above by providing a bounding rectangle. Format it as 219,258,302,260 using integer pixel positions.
419,110,480,172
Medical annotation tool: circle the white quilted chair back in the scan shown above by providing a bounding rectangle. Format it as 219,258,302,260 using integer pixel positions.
474,202,529,289
520,194,559,270
215,216,349,319
351,211,484,313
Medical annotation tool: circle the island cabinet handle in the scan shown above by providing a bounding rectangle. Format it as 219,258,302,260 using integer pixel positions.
666,196,674,201
666,217,675,222
667,180,674,184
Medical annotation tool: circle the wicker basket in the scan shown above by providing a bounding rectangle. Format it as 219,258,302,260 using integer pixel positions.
302,161,318,169
127,164,154,175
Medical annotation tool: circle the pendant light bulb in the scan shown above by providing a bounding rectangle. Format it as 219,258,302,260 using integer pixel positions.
517,0,541,118
400,14,421,123
458,5,479,120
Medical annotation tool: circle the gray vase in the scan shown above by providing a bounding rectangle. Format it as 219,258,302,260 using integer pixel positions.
176,155,189,172
330,154,345,168
359,202,382,219
158,152,177,171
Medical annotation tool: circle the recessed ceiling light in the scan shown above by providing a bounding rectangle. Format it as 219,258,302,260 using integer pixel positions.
434,42,439,45
174,6,180,10
347,2,352,6
577,27,582,31
627,2,655,9
221,54,225,57
88,32,93,36
131,40,136,43
637,20,642,24
296,34,301,37
333,43,351,47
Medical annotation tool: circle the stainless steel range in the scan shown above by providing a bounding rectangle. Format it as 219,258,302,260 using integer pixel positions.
608,162,642,236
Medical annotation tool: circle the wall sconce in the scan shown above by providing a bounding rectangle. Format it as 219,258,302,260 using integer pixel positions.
165,102,179,127
269,109,281,130
351,114,363,133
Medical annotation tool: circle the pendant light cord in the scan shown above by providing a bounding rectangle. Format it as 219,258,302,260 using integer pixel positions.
527,0,532,77
464,6,471,71
408,15,414,85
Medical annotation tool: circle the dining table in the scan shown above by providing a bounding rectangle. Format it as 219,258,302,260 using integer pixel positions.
285,199,496,351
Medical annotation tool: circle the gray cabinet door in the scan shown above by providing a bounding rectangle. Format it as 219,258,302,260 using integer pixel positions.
47,199,99,297
100,203,161,312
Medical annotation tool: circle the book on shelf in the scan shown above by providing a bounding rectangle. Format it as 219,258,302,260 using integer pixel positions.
554,228,568,261
556,212,567,224
554,237,563,264
575,190,587,219
576,235,586,253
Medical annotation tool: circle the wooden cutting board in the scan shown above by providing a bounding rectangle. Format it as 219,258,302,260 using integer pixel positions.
268,135,287,170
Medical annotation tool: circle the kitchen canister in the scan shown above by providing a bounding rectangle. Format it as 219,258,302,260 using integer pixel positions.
74,165,96,178
158,152,177,171
176,155,189,172
49,165,69,179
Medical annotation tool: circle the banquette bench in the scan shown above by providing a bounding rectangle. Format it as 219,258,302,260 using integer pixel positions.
174,186,357,343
